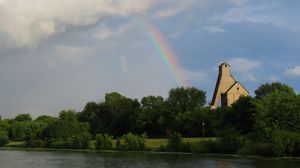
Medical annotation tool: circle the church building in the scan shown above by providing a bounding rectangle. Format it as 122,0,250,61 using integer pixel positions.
211,62,249,110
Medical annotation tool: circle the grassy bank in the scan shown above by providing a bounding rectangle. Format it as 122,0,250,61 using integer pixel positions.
4,137,216,150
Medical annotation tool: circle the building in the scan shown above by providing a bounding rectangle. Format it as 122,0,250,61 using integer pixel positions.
211,62,249,110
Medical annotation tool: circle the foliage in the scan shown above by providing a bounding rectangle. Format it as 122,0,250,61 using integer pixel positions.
190,140,218,154
137,96,165,136
0,131,9,147
35,115,57,125
272,129,300,156
10,121,47,140
14,114,32,122
217,127,241,154
118,133,147,150
219,97,256,134
72,132,91,149
95,134,113,150
255,82,295,99
167,132,182,152
59,110,78,122
253,91,300,139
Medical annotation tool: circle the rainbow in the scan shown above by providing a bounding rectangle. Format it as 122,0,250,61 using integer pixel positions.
141,16,188,87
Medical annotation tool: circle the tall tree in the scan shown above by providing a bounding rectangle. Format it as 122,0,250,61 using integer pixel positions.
255,82,295,99
14,114,32,122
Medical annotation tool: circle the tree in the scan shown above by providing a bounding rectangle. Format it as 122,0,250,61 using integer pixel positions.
167,87,206,113
255,82,295,99
59,110,78,122
137,96,165,136
104,92,140,136
14,114,32,122
219,96,256,134
161,87,206,135
253,90,300,139
35,115,58,125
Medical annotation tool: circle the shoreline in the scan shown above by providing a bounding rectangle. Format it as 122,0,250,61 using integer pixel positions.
1,147,300,161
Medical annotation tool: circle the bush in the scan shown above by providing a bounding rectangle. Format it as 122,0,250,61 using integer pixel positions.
27,140,45,148
95,134,113,150
119,133,147,151
25,133,45,148
167,132,182,152
217,127,241,154
72,132,91,149
0,131,9,147
190,140,218,154
48,139,73,149
272,129,300,156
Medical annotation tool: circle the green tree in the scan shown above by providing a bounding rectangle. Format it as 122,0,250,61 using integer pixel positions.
104,92,140,136
0,131,9,147
253,90,300,139
14,114,32,122
219,96,256,134
35,115,58,125
255,82,295,99
59,110,78,122
161,87,206,134
78,102,113,136
137,96,165,136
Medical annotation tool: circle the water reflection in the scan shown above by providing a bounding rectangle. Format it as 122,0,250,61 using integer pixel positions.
0,150,299,168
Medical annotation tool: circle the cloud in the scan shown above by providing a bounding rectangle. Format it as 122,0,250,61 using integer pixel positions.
120,55,129,74
242,72,256,82
229,57,262,72
154,1,193,19
269,75,279,82
184,69,208,83
285,66,300,76
54,45,91,65
204,26,225,33
0,0,151,48
211,5,296,31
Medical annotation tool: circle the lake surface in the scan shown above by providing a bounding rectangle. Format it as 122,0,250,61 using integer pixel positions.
0,150,299,168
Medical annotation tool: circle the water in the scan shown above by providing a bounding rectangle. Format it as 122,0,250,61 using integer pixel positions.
0,150,299,168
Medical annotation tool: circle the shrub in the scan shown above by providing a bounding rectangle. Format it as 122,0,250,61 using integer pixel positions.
217,127,241,154
25,133,45,148
0,131,9,147
48,139,73,149
95,134,113,150
119,133,147,151
237,140,256,156
167,132,182,152
190,139,218,154
72,132,91,149
272,129,300,156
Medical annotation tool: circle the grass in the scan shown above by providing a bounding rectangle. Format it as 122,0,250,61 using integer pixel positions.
4,137,216,150
5,141,25,148
146,137,216,150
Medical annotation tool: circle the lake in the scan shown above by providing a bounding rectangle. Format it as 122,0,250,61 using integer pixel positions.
0,150,299,168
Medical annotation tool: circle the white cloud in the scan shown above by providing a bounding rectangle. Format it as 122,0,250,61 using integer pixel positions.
54,45,91,65
204,26,225,33
269,75,279,82
0,0,151,48
211,5,296,31
154,1,193,19
120,55,129,74
229,57,262,72
242,72,256,82
184,69,208,82
285,66,300,76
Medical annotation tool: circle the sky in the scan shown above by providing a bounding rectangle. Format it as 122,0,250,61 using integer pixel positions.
0,0,300,118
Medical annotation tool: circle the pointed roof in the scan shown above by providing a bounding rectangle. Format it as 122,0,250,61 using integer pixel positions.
225,81,250,94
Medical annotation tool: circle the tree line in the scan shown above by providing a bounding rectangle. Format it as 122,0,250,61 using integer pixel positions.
0,82,300,156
